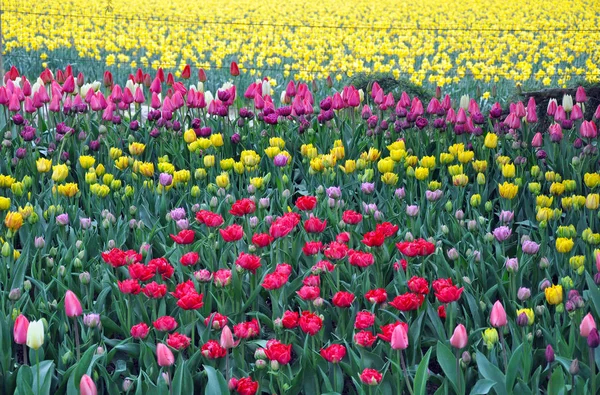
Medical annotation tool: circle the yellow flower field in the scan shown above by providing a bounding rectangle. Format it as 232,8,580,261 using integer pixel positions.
4,0,600,87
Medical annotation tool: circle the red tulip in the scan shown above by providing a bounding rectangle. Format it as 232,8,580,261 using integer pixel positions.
167,332,190,350
180,252,199,266
235,377,259,395
354,331,377,347
65,290,83,317
156,343,175,367
181,64,191,80
408,276,430,294
198,68,207,82
170,229,195,244
281,311,300,329
142,282,167,299
153,316,178,332
230,62,240,77
304,217,327,233
389,293,424,311
360,368,382,385
131,323,150,339
320,344,346,363
202,340,227,359
332,291,355,308
80,374,97,395
450,324,468,349
354,311,375,329
13,314,29,345
299,311,323,336
265,340,292,364
342,210,363,225
176,292,204,310
220,224,244,242
234,319,260,339
235,252,261,273
295,196,317,211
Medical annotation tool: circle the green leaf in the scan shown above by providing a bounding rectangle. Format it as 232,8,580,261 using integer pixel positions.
469,379,496,395
547,366,566,395
32,361,55,395
171,360,194,394
475,351,507,395
203,365,229,394
436,341,459,393
585,273,600,317
414,348,432,395
505,343,523,392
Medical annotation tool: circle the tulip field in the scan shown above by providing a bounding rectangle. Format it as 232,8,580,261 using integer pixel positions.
1,62,600,395
3,0,600,94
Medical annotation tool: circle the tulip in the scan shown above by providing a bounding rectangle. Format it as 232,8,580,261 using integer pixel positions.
157,343,175,367
230,61,240,77
580,313,596,337
65,290,83,317
490,301,507,327
14,314,29,345
220,325,236,349
80,374,98,395
390,323,409,350
26,320,44,350
450,324,468,349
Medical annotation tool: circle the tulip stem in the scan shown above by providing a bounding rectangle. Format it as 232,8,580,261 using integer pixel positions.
36,350,40,395
590,347,596,395
73,319,81,361
225,350,230,381
400,350,414,395
23,344,27,365
455,349,461,395
499,330,508,371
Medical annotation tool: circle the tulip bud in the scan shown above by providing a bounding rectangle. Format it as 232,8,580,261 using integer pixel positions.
79,272,91,284
228,378,239,391
270,360,280,371
122,379,133,392
570,359,579,375
255,359,267,369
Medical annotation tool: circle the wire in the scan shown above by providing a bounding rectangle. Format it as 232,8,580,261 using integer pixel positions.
4,9,600,33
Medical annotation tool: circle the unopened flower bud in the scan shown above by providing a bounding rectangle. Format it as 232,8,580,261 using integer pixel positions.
569,359,579,375
9,288,21,300
545,345,555,363
79,272,91,284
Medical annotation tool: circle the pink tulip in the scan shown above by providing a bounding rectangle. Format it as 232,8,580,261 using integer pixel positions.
580,313,597,337
580,121,598,139
390,323,409,350
596,251,600,272
13,314,29,345
547,99,557,116
220,325,236,349
490,301,507,327
157,343,175,367
80,374,97,395
65,290,83,317
570,104,583,121
450,324,468,349
576,86,587,103
526,97,538,123
531,132,543,148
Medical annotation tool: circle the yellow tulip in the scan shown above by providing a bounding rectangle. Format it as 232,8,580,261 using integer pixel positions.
36,158,52,173
544,284,563,305
51,164,69,182
78,155,95,169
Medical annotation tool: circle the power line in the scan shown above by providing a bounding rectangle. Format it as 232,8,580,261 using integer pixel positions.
4,9,600,33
